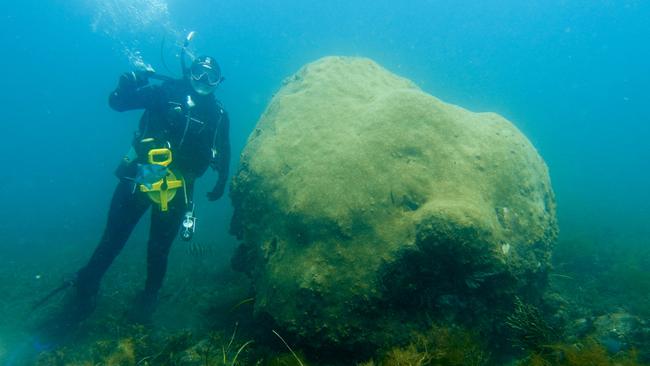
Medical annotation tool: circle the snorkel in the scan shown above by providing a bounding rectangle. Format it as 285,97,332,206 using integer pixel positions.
180,31,196,79
139,31,196,83
149,31,222,95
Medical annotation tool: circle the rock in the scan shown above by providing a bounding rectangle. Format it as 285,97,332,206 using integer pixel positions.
592,311,647,354
229,56,558,353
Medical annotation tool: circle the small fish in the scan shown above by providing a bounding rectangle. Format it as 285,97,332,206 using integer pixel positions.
187,241,213,257
135,164,169,189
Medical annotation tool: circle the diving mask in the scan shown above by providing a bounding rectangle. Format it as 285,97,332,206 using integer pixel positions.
191,55,222,84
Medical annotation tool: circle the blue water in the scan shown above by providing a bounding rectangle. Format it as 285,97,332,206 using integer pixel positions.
0,0,648,362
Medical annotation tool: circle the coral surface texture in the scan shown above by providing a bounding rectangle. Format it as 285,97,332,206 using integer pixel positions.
230,56,558,352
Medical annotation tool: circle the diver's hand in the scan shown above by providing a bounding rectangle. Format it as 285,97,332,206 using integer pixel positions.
206,190,223,202
206,191,222,201
118,70,150,89
207,185,225,201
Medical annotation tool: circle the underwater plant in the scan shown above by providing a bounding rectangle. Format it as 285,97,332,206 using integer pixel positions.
271,329,305,366
222,333,255,366
363,324,490,366
382,343,431,366
267,352,311,366
506,296,558,353
105,338,136,365
518,339,648,366
194,325,254,366
36,347,68,366
124,330,193,365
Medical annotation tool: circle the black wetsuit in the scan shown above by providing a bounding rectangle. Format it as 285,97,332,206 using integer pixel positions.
73,73,230,318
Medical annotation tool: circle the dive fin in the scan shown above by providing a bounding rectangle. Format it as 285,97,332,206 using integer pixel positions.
31,279,74,312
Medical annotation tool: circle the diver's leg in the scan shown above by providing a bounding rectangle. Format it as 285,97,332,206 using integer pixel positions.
75,179,151,297
35,180,150,343
145,203,185,293
128,196,186,323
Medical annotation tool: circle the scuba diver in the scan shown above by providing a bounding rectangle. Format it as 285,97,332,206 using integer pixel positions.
34,34,230,343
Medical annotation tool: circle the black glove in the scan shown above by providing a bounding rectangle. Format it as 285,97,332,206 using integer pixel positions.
118,70,150,89
207,181,226,201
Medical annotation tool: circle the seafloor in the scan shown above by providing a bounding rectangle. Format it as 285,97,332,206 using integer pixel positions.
0,224,648,365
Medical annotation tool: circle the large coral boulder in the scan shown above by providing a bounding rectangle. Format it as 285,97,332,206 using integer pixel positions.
230,56,557,353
